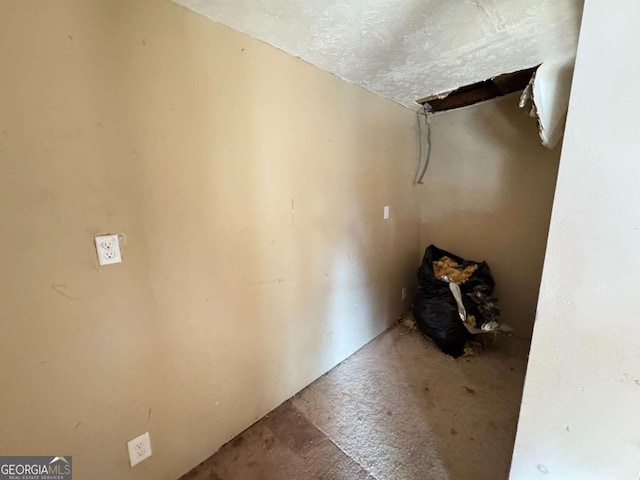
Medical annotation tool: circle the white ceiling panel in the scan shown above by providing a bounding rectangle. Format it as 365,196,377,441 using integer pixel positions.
174,0,583,110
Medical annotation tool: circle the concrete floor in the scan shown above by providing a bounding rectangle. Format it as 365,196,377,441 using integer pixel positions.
180,325,529,480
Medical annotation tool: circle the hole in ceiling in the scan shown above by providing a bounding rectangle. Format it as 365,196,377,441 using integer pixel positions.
417,66,539,113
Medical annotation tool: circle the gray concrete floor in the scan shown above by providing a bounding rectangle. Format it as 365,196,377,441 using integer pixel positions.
180,325,529,480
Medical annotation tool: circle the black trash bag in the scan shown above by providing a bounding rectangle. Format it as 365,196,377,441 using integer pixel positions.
413,245,498,357
413,289,471,357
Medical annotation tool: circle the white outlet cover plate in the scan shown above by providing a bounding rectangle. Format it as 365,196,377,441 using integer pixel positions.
127,431,152,467
383,206,390,219
95,234,122,266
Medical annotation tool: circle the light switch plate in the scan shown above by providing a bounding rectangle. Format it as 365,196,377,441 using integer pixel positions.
95,234,122,266
383,206,390,219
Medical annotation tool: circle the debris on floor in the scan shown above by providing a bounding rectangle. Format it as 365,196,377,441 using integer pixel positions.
397,310,417,330
413,244,505,358
462,336,498,357
398,312,497,357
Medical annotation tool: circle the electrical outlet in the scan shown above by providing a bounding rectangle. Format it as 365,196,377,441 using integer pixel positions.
383,206,390,220
127,432,152,467
95,234,122,266
401,287,408,301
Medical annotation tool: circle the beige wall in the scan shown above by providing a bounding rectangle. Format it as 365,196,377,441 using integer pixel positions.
0,1,422,478
419,94,561,338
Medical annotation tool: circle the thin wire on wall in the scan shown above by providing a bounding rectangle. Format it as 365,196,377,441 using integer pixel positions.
416,104,432,184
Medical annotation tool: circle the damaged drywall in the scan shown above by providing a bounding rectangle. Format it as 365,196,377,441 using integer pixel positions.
520,57,576,148
421,59,576,149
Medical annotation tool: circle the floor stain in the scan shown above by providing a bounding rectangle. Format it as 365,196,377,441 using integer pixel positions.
179,326,529,480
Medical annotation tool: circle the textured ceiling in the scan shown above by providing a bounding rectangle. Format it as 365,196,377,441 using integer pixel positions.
173,0,583,110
